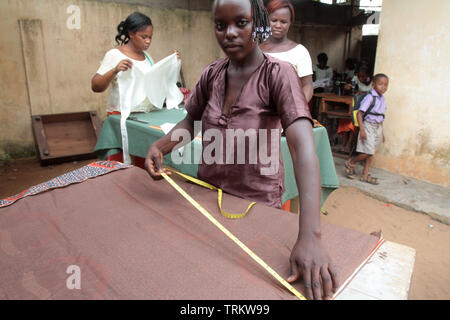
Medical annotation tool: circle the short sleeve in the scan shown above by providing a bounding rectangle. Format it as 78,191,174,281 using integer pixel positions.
96,49,121,76
185,62,217,121
269,61,313,129
358,94,374,113
294,45,313,78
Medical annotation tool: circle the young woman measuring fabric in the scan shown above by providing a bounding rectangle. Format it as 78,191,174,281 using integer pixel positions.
145,0,339,300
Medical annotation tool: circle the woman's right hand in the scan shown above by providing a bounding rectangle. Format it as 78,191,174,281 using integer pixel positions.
144,144,171,180
114,59,133,73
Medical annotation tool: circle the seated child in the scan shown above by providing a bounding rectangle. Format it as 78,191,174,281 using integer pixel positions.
348,66,373,93
343,58,356,81
313,52,333,93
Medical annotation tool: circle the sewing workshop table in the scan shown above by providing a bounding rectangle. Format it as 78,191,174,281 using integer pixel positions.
336,240,415,300
314,93,354,150
0,161,415,300
315,92,354,120
94,108,340,208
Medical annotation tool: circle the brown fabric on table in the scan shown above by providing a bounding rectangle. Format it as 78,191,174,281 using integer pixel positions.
0,166,380,300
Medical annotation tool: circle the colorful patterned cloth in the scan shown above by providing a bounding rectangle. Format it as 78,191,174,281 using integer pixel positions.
0,161,131,208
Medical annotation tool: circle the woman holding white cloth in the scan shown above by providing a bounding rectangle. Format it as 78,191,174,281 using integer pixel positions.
92,11,182,165
92,11,181,115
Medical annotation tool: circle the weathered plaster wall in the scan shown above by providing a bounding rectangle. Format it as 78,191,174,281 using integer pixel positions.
374,0,450,186
0,0,222,159
293,24,362,73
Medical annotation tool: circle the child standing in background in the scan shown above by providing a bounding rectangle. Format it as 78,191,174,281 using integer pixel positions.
338,66,373,154
345,74,389,185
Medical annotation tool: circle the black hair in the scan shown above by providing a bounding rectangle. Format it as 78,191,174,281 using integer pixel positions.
115,12,152,46
213,0,270,44
357,65,370,76
373,73,389,82
317,52,328,63
250,0,272,43
345,58,356,68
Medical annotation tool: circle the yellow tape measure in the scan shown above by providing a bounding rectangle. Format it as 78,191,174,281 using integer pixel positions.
172,171,256,220
161,171,307,300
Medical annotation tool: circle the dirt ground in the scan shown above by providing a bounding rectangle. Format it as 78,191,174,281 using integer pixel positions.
1,157,449,300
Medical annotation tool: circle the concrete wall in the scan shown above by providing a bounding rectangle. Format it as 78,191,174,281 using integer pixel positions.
292,24,362,73
373,0,450,186
0,0,362,161
288,1,364,72
0,0,222,159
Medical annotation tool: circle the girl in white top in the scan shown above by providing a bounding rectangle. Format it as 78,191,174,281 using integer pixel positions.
260,0,314,102
352,69,373,93
344,66,373,93
92,12,180,115
313,52,333,83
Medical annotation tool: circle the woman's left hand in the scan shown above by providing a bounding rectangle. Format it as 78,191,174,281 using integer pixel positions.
287,236,339,300
174,50,181,61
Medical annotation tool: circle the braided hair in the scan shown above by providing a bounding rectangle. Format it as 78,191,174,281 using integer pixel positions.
115,12,152,46
250,0,272,43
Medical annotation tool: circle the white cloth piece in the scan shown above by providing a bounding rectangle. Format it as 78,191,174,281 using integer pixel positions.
160,123,185,157
116,53,184,164
265,44,313,78
313,78,332,89
160,122,177,135
117,53,183,111
97,48,156,113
